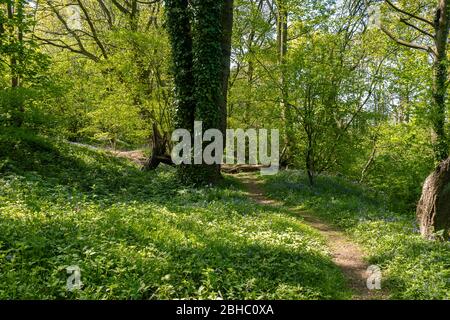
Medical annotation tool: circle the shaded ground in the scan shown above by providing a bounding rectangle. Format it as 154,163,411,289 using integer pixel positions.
0,133,352,299
80,145,387,299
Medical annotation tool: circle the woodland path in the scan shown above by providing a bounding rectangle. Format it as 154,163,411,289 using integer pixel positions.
238,173,388,300
72,142,388,299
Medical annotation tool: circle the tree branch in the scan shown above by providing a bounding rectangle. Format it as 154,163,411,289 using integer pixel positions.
97,0,113,28
76,0,108,59
44,0,99,60
110,0,130,15
385,0,434,27
400,18,434,39
35,35,100,61
380,24,436,56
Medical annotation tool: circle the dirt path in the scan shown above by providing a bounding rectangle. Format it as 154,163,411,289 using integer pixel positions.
238,173,388,300
69,142,385,298
69,142,147,166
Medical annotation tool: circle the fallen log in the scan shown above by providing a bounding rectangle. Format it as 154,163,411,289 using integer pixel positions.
221,164,267,174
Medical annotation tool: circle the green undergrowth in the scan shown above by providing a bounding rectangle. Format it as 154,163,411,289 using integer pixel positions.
0,129,350,299
263,170,450,300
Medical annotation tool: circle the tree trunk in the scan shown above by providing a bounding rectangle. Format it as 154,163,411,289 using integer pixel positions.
431,0,450,161
164,0,197,181
7,0,24,127
144,123,173,170
417,157,450,239
277,1,292,165
360,137,377,183
306,129,315,186
165,0,195,133
164,0,234,184
192,0,229,183
220,0,234,138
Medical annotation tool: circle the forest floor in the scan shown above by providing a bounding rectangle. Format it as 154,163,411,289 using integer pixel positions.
261,170,450,300
0,130,352,299
1,129,449,299
67,143,387,298
238,173,387,300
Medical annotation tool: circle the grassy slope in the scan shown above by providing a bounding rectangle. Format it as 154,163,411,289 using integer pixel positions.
263,171,450,300
0,129,350,299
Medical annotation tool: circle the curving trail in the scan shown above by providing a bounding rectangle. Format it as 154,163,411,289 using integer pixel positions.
75,142,389,299
238,173,388,300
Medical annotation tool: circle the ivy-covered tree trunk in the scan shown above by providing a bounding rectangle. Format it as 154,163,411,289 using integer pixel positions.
164,0,197,182
220,0,234,138
165,0,234,184
431,0,450,161
191,0,225,183
417,157,450,239
192,0,234,183
165,0,195,132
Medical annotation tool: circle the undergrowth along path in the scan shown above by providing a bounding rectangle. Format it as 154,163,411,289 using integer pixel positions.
238,173,388,300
